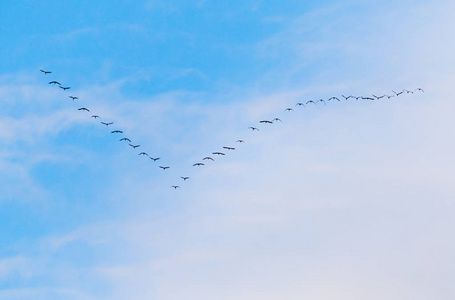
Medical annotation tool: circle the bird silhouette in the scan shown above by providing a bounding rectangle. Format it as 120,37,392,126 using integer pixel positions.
361,97,375,101
306,100,316,105
159,166,169,170
40,69,51,74
415,88,424,92
318,99,326,105
59,86,70,91
69,96,78,100
260,120,273,124
111,130,123,133
284,108,294,112
129,144,140,148
203,157,214,161
120,138,131,142
101,122,113,126
372,94,385,99
48,81,60,85
328,97,340,101
248,127,259,131
193,163,205,166
91,115,100,119
223,147,235,150
393,90,404,96
295,102,305,107
171,185,180,189
236,140,245,143
150,157,160,161
181,177,189,180
212,152,225,155
78,108,89,112
138,152,148,156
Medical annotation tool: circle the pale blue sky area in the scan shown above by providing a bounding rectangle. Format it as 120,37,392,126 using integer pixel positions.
1,0,455,299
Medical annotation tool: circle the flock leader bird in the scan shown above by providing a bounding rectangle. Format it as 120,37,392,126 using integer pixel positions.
40,69,423,190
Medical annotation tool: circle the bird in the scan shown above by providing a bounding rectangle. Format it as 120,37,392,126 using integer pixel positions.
260,120,273,124
295,102,305,107
404,89,413,94
48,81,60,85
341,95,349,100
328,97,340,101
272,118,282,122
129,144,140,148
78,108,89,112
40,69,51,74
236,140,245,143
171,185,180,189
212,152,225,155
181,177,189,181
149,157,160,161
361,97,375,101
223,147,235,150
91,115,100,119
101,122,113,126
248,127,259,131
284,108,294,112
306,100,316,105
318,99,326,105
111,130,123,134
59,86,70,91
193,163,205,166
203,157,214,161
120,138,131,142
138,152,148,156
415,88,424,92
372,94,385,99
159,166,169,170
393,90,404,96
386,94,395,99
69,96,78,100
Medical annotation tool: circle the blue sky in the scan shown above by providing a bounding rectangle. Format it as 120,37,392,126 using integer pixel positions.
1,0,455,299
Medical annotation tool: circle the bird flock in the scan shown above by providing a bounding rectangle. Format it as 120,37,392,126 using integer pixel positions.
39,69,423,189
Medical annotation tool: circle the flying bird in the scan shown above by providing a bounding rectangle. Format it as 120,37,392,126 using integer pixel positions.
212,152,225,155
273,118,282,122
150,157,160,161
248,127,259,131
101,122,113,126
59,86,70,91
361,97,375,101
111,130,123,133
318,99,326,105
69,96,78,100
159,166,169,170
91,115,100,119
393,90,404,96
306,100,316,105
78,107,89,112
284,108,294,112
295,102,305,107
328,97,340,101
129,144,140,148
260,120,273,124
138,152,148,156
415,88,424,92
120,138,131,142
181,177,189,180
236,140,245,143
372,94,385,99
40,69,51,75
48,81,60,85
171,185,180,189
203,157,214,161
193,163,205,166
223,147,235,150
